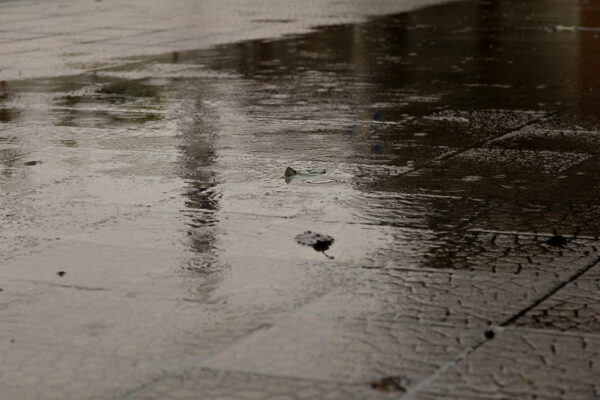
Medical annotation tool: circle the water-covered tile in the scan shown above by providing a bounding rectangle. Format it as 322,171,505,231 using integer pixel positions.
466,201,600,238
383,147,589,199
204,315,482,387
131,367,394,400
0,340,164,400
304,269,559,327
413,330,600,400
376,230,600,279
514,264,600,333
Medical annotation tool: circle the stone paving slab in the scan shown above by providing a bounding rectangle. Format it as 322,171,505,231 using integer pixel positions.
203,316,483,388
129,368,394,400
526,156,600,205
375,229,600,279
349,193,488,231
514,263,600,333
465,201,600,238
402,109,546,150
0,340,164,400
0,262,333,361
388,147,590,200
488,123,600,155
411,329,600,400
299,269,560,327
196,266,566,387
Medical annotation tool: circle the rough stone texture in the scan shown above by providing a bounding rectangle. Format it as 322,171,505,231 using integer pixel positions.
203,317,483,386
413,330,600,400
274,269,560,327
467,201,600,238
376,230,600,279
130,368,395,400
388,147,590,200
0,340,165,400
1,0,599,398
514,264,600,333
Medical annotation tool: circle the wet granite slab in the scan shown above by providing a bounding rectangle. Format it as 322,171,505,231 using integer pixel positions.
514,263,600,333
374,229,600,279
0,340,165,400
130,368,395,400
203,316,483,388
385,147,590,200
412,329,600,400
300,269,560,327
465,201,600,238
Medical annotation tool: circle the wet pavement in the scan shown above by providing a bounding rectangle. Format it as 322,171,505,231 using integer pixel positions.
1,0,600,399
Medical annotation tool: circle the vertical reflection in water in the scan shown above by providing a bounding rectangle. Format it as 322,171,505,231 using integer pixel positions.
168,0,596,288
177,88,225,299
1,80,11,124
0,80,23,180
579,2,600,118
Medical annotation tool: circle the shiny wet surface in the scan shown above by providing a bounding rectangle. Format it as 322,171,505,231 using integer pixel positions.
2,0,600,398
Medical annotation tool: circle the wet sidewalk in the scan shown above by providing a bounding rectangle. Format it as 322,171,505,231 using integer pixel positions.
1,0,600,399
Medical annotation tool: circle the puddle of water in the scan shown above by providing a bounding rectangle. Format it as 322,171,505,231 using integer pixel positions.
1,0,598,287
1,0,600,389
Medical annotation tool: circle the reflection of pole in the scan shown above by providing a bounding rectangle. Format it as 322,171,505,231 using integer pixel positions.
0,80,8,123
579,2,600,117
352,24,371,128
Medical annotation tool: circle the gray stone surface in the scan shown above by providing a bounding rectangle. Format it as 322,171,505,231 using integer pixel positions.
264,269,561,327
376,230,600,279
413,329,600,400
467,201,600,238
130,368,395,400
514,264,600,333
203,316,483,386
1,0,599,398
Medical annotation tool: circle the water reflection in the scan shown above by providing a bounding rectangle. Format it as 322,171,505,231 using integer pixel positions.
1,80,11,124
579,2,600,116
178,100,222,275
53,77,163,127
1,0,597,299
168,0,600,274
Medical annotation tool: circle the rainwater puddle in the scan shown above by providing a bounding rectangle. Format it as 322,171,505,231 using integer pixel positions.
1,1,600,393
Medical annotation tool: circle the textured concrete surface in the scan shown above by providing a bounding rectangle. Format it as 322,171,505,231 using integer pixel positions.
2,0,600,399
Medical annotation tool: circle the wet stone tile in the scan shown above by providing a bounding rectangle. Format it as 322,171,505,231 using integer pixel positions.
383,147,589,200
465,201,600,238
296,269,559,327
401,109,545,150
349,192,488,231
203,316,482,387
0,340,164,400
514,264,600,333
488,124,600,155
377,230,600,279
131,367,394,400
413,330,600,400
526,156,600,204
